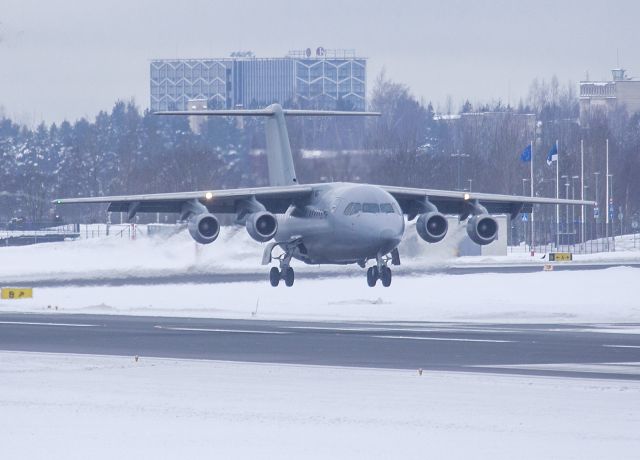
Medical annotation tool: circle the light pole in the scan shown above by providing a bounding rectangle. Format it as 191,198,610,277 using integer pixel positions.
608,173,614,238
571,175,580,235
467,179,473,192
583,184,590,242
561,175,569,236
522,178,529,248
564,181,570,238
451,152,470,191
593,172,600,238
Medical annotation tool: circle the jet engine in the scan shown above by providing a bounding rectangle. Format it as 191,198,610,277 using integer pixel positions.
187,213,220,244
245,211,278,242
466,214,498,245
416,212,448,243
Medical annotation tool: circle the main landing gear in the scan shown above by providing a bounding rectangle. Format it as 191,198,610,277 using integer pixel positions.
270,266,294,287
366,253,394,287
269,250,295,287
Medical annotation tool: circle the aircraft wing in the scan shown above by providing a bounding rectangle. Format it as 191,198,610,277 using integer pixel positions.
53,185,313,215
379,185,596,218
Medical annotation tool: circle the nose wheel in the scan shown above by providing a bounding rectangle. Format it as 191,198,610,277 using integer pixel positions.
366,264,392,287
366,266,378,287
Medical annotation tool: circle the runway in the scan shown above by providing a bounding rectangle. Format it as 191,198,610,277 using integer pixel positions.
3,261,639,288
1,312,639,380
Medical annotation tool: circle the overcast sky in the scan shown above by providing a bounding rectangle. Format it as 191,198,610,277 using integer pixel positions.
0,0,637,124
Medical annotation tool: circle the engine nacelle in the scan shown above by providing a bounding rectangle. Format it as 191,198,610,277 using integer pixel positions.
245,211,278,242
187,213,220,244
416,212,448,243
466,214,498,245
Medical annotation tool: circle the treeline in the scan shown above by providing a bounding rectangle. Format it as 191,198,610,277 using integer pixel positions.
1,74,639,227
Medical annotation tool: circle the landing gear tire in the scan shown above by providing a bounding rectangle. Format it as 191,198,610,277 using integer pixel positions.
367,266,379,287
269,267,280,287
283,267,295,287
380,266,392,287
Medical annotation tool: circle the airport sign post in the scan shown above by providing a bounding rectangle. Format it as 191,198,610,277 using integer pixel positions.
1,288,33,299
548,252,572,262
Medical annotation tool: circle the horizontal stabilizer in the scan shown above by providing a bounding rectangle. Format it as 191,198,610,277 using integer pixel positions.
156,104,380,118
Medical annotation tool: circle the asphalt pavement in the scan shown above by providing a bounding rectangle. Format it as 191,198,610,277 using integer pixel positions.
2,261,639,288
1,312,639,380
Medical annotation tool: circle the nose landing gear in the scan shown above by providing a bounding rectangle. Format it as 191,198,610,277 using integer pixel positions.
366,266,378,287
366,253,394,287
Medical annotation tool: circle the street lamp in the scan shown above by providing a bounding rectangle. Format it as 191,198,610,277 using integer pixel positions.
451,152,470,191
561,175,569,234
564,181,570,234
593,172,601,238
608,174,614,237
571,175,580,234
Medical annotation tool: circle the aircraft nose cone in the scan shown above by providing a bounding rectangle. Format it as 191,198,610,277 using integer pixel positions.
379,228,402,253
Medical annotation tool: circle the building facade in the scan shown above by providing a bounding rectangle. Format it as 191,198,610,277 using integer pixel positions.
579,68,640,121
150,49,367,112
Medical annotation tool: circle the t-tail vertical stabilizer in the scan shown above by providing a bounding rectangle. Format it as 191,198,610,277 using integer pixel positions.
265,104,297,186
156,104,380,186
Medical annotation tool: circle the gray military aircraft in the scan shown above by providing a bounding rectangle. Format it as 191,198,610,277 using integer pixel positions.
54,104,594,287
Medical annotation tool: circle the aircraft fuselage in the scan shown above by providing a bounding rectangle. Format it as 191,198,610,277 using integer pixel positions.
275,183,405,265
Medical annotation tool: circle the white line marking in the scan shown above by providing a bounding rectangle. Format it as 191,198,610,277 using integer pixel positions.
546,328,640,335
0,321,98,328
603,344,640,349
371,335,513,343
286,326,398,332
285,326,515,334
472,362,640,375
155,326,291,335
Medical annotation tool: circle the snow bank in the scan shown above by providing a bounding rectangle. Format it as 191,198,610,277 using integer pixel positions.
0,351,637,459
2,224,639,284
2,266,639,323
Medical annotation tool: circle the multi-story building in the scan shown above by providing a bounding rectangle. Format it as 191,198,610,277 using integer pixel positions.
150,48,367,112
579,68,640,120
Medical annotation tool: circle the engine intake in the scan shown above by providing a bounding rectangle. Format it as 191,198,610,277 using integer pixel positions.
188,213,220,244
416,212,448,243
246,211,278,242
466,214,498,245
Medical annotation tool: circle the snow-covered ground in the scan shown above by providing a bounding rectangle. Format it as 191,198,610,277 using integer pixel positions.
0,351,637,459
0,266,637,323
1,223,639,284
1,225,639,323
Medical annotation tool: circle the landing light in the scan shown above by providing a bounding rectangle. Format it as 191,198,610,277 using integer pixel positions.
464,193,470,200
205,192,213,200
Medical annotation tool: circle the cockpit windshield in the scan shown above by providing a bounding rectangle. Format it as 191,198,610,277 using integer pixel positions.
344,202,362,216
362,203,380,213
379,203,395,213
344,202,398,215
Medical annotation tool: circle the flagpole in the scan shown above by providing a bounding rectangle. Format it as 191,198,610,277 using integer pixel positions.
530,140,535,253
581,139,585,248
556,139,560,251
606,138,609,245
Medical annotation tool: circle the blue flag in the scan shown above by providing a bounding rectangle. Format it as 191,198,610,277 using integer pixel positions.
546,143,558,165
520,144,531,162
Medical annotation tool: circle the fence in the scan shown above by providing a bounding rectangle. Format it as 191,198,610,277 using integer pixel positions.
509,218,640,254
0,222,138,246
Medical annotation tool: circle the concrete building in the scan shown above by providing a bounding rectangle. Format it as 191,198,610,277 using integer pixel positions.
579,68,640,120
150,49,367,112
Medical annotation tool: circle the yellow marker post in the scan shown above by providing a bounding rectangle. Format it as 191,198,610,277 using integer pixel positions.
549,253,572,262
1,288,33,300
